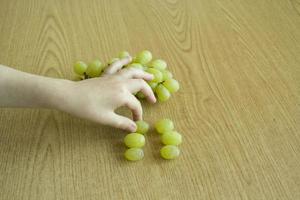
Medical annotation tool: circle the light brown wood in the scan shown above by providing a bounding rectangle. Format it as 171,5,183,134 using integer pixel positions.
0,0,299,199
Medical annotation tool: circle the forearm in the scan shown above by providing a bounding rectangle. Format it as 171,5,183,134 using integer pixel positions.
0,64,70,109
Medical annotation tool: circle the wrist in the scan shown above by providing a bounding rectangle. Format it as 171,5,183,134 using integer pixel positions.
38,77,74,110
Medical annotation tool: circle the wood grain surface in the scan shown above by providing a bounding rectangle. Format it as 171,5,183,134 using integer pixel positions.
0,0,299,199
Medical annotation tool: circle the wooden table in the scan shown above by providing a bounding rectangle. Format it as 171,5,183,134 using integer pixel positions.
0,0,299,199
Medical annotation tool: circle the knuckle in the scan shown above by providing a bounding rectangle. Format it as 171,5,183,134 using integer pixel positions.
104,69,112,75
112,77,124,85
114,60,122,66
127,67,135,72
126,68,136,75
96,113,108,124
121,96,129,104
115,120,124,129
121,68,130,74
131,98,142,110
115,76,125,82
142,80,150,89
137,79,145,85
119,85,128,93
136,100,142,109
118,91,129,102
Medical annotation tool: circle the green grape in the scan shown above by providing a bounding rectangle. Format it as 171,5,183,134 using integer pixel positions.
161,131,182,145
86,59,104,77
148,82,158,90
161,70,173,81
146,68,163,83
160,145,180,160
155,84,171,102
149,59,167,70
74,61,88,76
127,63,144,70
134,50,152,65
119,51,130,59
163,78,180,93
136,91,145,99
124,133,145,148
124,148,144,161
155,118,174,134
108,58,119,65
135,120,149,134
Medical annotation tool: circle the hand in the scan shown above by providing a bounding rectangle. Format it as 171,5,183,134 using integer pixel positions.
57,57,156,132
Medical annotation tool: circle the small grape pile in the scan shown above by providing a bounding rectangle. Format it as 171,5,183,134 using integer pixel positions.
73,50,180,102
133,51,180,102
155,119,182,160
124,120,149,161
124,119,182,161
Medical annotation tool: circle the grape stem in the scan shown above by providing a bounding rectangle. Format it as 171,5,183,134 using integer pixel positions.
84,73,89,79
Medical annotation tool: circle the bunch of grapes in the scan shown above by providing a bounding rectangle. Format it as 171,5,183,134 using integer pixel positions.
155,119,182,160
72,51,182,162
73,50,180,102
131,50,180,102
124,120,149,161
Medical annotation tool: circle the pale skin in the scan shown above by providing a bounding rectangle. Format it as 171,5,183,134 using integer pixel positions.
0,56,156,132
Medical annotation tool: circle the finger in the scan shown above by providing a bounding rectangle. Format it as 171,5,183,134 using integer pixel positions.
126,79,156,103
118,68,153,81
104,56,132,75
106,112,137,132
123,94,143,121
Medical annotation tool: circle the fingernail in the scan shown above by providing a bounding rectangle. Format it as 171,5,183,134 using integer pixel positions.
129,124,137,132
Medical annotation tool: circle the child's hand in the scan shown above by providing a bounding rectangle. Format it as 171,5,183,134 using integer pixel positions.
0,57,154,132
57,57,156,132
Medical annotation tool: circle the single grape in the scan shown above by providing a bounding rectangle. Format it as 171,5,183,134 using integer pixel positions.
155,118,174,134
86,59,104,77
124,148,144,161
119,51,130,59
136,91,145,99
134,50,152,65
161,70,173,81
108,58,119,65
124,133,145,148
149,59,167,70
160,145,180,160
163,78,180,93
155,84,171,102
127,63,144,70
148,82,158,90
146,68,163,83
135,120,149,134
74,61,88,76
161,131,182,145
